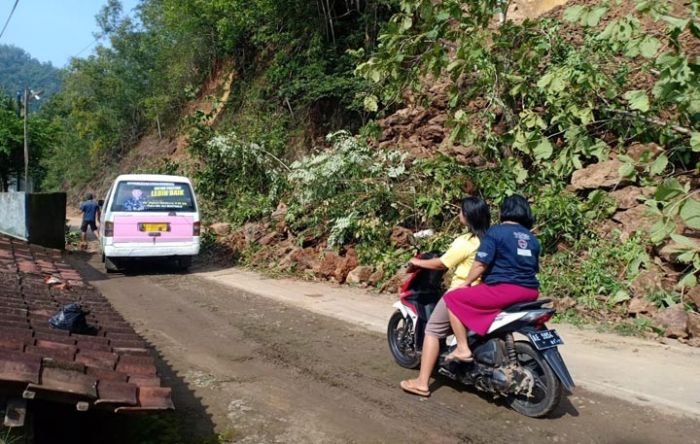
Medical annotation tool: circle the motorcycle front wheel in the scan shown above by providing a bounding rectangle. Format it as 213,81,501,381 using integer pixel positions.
507,341,563,418
387,310,420,369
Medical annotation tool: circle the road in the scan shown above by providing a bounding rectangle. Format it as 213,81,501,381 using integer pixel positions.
69,252,700,444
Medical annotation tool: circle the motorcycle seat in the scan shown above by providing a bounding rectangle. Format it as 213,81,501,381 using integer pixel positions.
502,299,552,313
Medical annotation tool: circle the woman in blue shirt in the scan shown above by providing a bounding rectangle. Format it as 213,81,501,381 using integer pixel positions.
442,195,541,363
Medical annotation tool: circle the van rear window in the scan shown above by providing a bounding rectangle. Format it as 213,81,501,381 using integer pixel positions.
111,181,196,212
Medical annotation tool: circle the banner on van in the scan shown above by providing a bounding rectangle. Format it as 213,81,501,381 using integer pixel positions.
112,181,196,212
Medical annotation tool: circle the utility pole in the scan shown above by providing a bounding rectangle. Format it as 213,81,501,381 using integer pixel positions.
23,87,29,192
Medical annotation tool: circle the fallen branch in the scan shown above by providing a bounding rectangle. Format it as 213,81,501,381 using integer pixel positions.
605,108,693,136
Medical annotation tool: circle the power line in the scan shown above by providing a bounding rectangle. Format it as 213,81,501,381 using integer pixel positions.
0,0,20,41
73,37,101,58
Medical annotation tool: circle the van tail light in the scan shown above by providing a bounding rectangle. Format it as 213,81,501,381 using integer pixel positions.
193,221,201,236
104,221,114,237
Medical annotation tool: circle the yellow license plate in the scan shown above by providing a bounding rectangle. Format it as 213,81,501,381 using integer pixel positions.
140,223,169,232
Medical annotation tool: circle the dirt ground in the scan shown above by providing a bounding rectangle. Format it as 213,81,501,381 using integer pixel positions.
64,252,700,444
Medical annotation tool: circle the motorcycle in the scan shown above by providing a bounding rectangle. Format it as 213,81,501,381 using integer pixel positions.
387,254,575,418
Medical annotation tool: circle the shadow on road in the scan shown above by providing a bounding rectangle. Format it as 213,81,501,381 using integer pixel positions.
432,373,579,420
58,253,220,444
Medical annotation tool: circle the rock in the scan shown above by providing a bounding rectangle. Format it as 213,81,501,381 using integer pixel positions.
594,220,621,240
626,143,663,162
229,229,247,254
688,286,700,308
553,297,576,312
609,187,650,210
258,231,281,246
278,246,302,270
334,248,359,283
612,205,655,241
380,268,411,293
251,248,273,266
243,222,265,244
627,297,657,315
271,202,288,221
420,124,447,143
368,269,385,287
657,237,700,264
390,227,413,248
210,222,231,236
630,270,664,298
291,247,321,271
654,304,689,338
346,266,373,285
317,252,342,278
688,312,700,338
274,219,287,233
570,159,623,191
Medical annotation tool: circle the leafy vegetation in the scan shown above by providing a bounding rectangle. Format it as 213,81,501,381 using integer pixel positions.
0,44,61,105
356,0,699,289
0,95,58,191
39,0,397,191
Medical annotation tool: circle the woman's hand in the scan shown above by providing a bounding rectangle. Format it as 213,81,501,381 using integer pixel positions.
406,257,421,272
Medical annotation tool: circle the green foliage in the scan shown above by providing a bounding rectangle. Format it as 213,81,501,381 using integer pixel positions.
357,0,700,290
0,44,61,106
540,235,650,308
531,187,616,253
284,131,407,262
189,126,288,225
0,95,58,190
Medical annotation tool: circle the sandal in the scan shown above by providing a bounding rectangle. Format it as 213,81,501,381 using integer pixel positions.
400,379,430,397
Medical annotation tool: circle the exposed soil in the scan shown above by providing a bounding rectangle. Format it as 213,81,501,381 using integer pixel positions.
62,252,700,444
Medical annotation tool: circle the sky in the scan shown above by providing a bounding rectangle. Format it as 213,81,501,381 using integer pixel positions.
0,0,141,68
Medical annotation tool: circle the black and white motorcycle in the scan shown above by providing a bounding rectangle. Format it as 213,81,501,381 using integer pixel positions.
387,255,574,418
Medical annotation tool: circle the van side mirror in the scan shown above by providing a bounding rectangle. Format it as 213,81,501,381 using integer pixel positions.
98,199,105,207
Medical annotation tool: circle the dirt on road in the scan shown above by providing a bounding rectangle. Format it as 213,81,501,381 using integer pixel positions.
68,253,699,444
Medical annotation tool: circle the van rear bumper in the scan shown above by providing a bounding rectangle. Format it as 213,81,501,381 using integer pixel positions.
103,240,200,258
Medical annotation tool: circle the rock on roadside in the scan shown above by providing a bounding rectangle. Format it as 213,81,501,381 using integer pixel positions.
654,304,689,339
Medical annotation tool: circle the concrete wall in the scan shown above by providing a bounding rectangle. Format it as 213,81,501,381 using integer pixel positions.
0,192,66,249
0,192,28,240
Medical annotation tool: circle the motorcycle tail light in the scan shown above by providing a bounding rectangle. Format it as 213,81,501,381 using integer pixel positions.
104,221,114,237
193,221,201,236
534,312,553,328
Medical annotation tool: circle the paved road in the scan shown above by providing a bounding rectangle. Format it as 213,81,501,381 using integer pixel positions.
71,253,700,444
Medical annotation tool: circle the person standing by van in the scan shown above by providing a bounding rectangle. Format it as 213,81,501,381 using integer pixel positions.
79,193,100,250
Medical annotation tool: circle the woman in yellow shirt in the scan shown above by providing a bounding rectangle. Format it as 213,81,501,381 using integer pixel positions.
400,196,490,397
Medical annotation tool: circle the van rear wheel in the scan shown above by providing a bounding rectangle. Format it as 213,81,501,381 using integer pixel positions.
175,256,192,271
104,256,119,273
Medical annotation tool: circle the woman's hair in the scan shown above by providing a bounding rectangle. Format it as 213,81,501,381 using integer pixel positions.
499,194,534,229
85,193,93,201
461,196,490,239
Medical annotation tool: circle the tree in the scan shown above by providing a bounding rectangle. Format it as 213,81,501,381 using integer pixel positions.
0,95,57,191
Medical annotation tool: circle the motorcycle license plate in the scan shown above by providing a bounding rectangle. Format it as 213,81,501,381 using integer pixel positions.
527,330,563,350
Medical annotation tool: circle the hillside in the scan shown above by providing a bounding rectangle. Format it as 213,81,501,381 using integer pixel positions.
41,0,700,343
0,44,61,102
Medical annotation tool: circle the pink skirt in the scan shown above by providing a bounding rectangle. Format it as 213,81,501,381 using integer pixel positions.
443,283,539,336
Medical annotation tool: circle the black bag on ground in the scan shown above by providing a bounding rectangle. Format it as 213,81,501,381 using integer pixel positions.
49,303,95,334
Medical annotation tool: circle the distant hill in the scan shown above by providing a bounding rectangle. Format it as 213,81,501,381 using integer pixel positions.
0,44,61,104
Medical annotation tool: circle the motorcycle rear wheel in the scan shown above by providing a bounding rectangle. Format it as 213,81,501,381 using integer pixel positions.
507,341,563,418
387,310,420,369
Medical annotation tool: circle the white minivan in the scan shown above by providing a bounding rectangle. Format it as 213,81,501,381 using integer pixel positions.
99,174,200,271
